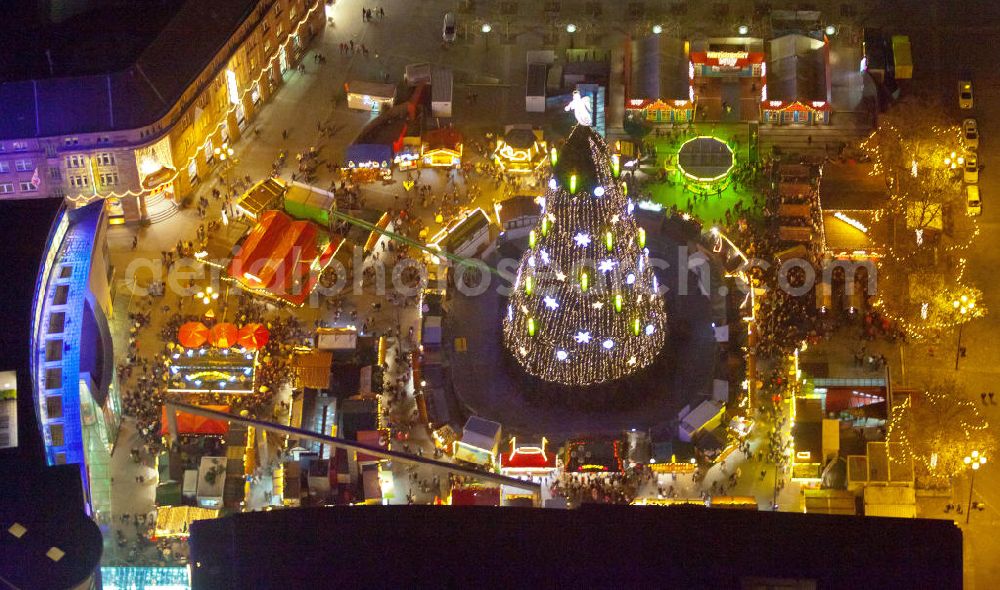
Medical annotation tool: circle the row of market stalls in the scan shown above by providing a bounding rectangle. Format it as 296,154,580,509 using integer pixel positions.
624,33,831,125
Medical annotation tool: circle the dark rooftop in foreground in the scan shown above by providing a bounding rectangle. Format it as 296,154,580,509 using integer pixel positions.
190,505,963,589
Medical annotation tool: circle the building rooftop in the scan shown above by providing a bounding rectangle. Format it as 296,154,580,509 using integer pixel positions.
0,0,261,140
188,505,962,588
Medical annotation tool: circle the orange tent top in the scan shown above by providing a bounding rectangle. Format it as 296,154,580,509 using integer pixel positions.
238,323,270,350
227,209,339,305
160,405,231,436
178,321,209,348
210,323,239,348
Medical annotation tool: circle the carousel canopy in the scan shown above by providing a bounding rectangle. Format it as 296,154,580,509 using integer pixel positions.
209,323,239,348
238,323,270,351
178,321,209,348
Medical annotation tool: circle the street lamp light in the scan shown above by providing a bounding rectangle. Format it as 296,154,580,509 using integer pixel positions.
963,450,987,524
481,23,492,34
738,25,749,36
953,294,977,370
652,24,663,35
566,23,577,34
825,25,837,36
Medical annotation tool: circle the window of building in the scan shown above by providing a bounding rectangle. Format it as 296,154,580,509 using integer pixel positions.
277,22,284,37
51,187,65,199
251,82,261,105
264,39,272,54
45,144,57,157
290,5,297,21
96,153,115,166
0,161,8,173
19,181,37,192
204,137,215,163
100,172,119,186
69,175,89,188
274,1,282,17
45,396,63,419
44,368,61,390
49,168,61,180
15,159,32,172
188,159,199,184
0,183,14,194
65,155,84,168
62,138,78,147
12,142,27,151
48,423,64,447
96,136,111,145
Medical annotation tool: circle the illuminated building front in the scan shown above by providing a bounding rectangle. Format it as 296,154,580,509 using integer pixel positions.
0,0,327,224
30,201,120,516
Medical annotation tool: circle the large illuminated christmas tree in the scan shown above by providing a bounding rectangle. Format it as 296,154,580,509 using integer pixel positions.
503,125,667,386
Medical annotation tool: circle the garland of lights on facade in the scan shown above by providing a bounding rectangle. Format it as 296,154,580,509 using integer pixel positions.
503,126,667,386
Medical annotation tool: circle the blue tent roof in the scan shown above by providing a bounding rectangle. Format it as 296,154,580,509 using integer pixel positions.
346,144,393,165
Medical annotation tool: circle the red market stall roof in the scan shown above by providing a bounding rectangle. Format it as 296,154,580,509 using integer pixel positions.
160,405,231,436
451,486,500,506
227,210,341,306
422,127,463,154
238,323,270,351
500,447,557,471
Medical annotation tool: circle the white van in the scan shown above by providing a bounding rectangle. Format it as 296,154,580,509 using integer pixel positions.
967,184,982,216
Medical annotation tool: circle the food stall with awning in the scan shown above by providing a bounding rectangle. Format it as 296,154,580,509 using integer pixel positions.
236,178,286,221
453,416,502,466
421,127,463,168
761,34,831,125
153,506,219,539
284,181,336,227
346,80,396,112
345,144,393,180
494,126,548,174
624,34,694,122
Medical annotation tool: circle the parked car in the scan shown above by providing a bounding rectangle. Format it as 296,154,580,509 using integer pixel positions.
959,80,974,109
964,153,979,184
967,184,982,216
442,13,456,42
964,118,979,149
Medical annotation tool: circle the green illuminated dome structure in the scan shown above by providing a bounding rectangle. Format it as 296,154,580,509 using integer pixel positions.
503,125,667,386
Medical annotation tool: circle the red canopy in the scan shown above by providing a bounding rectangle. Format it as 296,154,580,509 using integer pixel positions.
210,323,239,348
178,321,209,348
160,405,231,436
238,323,270,351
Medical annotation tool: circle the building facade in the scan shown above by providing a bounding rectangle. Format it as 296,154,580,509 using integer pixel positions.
0,0,326,223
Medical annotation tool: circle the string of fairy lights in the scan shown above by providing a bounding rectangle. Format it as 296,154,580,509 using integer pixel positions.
888,388,993,480
859,110,985,338
502,127,668,386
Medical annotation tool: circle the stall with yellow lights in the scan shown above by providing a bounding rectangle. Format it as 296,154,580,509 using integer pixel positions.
493,126,548,174
421,127,463,168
